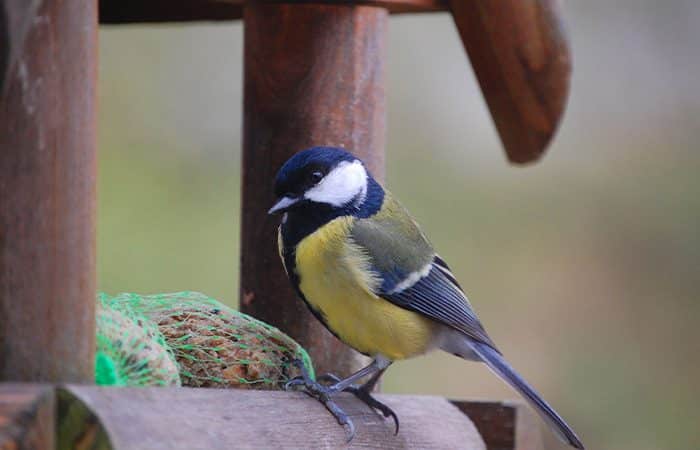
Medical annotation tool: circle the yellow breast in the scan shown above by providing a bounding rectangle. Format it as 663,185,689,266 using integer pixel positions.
293,217,439,360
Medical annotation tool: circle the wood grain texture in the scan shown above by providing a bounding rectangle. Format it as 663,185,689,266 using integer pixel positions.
66,386,486,450
451,400,543,450
241,3,387,377
98,0,446,24
449,0,571,164
0,0,97,382
0,384,54,450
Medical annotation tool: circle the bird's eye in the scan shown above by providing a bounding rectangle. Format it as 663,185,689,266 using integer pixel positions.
310,171,323,184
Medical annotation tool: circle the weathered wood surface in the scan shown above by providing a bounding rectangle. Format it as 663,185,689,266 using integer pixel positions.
0,0,97,382
449,0,571,164
0,384,54,450
65,386,486,450
240,3,387,377
452,400,543,450
99,0,445,24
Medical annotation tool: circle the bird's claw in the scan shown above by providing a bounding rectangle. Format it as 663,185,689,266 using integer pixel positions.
285,362,356,441
317,372,399,434
348,387,400,435
291,378,356,442
320,394,356,443
284,359,317,391
283,377,306,391
286,362,398,440
317,373,342,384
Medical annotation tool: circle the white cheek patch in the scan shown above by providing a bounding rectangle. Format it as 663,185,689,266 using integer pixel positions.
304,160,368,207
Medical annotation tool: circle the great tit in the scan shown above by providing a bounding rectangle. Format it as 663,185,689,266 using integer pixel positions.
269,147,583,449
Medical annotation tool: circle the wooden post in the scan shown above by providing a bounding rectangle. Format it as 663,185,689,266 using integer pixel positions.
241,3,387,376
0,0,97,382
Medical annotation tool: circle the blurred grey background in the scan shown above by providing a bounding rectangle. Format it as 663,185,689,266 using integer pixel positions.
98,1,700,449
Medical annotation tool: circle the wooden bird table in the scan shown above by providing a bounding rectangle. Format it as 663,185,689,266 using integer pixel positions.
0,0,571,448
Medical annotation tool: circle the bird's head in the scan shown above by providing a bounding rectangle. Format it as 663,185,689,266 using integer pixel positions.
269,147,371,215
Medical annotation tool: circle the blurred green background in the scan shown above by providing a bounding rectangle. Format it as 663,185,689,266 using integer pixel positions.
98,2,699,449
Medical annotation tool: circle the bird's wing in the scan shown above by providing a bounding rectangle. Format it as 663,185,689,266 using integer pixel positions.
350,194,497,350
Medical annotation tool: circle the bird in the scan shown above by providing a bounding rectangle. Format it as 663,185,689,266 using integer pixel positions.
269,146,584,449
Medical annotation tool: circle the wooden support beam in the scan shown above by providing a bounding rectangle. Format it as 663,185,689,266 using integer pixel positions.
0,384,54,449
449,0,571,164
240,3,387,377
0,0,97,382
98,0,446,24
64,386,486,449
99,0,243,24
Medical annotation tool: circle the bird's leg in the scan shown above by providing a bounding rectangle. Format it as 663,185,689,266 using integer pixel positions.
317,367,399,435
284,359,386,442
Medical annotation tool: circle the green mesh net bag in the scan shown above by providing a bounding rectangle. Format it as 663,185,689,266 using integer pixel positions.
97,291,314,389
96,293,181,387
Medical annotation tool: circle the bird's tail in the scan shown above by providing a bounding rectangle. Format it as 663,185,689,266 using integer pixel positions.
469,341,584,449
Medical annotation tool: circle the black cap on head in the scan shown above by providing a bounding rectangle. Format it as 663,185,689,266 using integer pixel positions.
273,147,358,198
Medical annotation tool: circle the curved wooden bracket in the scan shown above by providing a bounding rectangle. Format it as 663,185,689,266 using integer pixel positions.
449,0,571,164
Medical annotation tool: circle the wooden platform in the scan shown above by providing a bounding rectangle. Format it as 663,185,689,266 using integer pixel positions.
67,387,485,449
0,383,543,449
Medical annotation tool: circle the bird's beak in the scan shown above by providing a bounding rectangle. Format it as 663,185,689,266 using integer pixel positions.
268,196,299,214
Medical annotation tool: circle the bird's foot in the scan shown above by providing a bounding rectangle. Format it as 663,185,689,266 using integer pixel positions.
284,360,356,442
317,373,399,435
